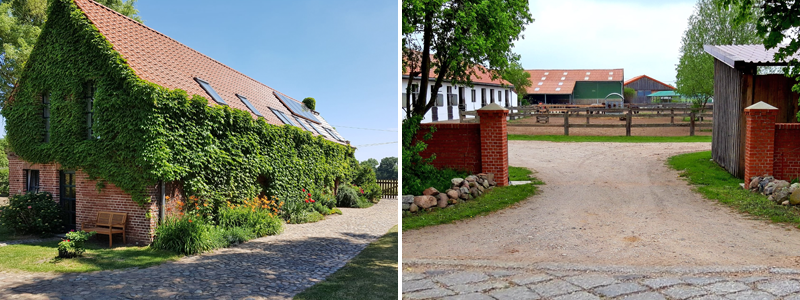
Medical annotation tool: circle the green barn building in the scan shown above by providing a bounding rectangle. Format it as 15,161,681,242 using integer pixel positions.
524,69,624,105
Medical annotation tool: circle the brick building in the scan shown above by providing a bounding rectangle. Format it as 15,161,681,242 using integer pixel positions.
7,0,347,244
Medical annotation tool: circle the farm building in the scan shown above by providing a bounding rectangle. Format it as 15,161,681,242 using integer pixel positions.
402,65,518,123
624,75,676,104
646,91,680,103
704,44,800,178
4,0,352,243
523,69,624,105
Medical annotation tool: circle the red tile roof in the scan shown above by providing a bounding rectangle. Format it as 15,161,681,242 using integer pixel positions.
623,75,675,89
403,63,511,86
525,69,624,94
73,0,343,142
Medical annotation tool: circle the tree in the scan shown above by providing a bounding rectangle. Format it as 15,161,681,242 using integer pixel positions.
0,0,142,99
360,158,379,172
402,0,533,118
376,156,398,180
623,87,636,103
502,61,532,101
675,0,761,114
302,97,316,111
723,0,800,120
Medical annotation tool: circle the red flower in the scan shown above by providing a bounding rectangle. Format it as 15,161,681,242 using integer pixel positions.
311,199,315,203
188,219,193,223
66,239,70,242
307,193,311,196
302,189,306,192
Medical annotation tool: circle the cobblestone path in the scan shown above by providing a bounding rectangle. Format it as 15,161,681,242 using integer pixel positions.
0,198,397,300
403,260,800,300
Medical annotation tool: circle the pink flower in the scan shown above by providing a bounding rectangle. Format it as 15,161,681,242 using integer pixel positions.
27,206,31,209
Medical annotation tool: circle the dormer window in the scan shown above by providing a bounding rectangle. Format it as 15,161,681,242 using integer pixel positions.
194,78,227,105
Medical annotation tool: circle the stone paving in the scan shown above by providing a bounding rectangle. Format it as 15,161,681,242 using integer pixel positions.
0,198,397,300
403,261,800,300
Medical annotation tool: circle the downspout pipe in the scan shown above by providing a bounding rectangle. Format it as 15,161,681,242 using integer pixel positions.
159,181,165,224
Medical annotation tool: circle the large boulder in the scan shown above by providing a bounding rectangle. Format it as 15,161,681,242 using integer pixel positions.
437,194,449,208
773,187,791,204
422,187,439,196
402,195,414,204
414,195,437,209
446,189,459,199
790,189,800,205
791,183,800,194
451,178,464,186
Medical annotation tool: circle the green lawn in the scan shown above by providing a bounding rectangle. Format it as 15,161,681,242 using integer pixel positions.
668,151,800,226
403,183,540,231
294,225,398,300
509,166,544,182
0,239,180,273
508,135,712,143
0,227,36,242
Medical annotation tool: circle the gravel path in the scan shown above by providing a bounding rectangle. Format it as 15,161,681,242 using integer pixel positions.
0,198,397,300
402,141,800,268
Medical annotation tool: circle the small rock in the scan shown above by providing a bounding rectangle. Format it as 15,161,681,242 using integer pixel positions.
774,187,791,203
446,190,459,199
749,177,761,190
460,192,469,200
489,180,496,186
765,182,776,195
482,180,490,188
414,195,437,209
790,189,800,205
471,188,480,198
790,183,800,193
422,187,439,196
466,175,477,182
402,195,414,204
476,185,484,192
469,182,477,188
402,202,410,210
459,186,470,195
437,194,448,208
451,178,464,186
783,200,791,206
409,203,419,212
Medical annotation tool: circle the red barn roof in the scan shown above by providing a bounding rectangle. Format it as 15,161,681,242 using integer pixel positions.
525,69,624,94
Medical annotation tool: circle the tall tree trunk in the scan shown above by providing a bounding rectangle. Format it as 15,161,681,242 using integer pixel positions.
413,9,433,117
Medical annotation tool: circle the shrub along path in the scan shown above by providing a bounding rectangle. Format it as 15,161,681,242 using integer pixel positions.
0,197,397,300
404,141,800,298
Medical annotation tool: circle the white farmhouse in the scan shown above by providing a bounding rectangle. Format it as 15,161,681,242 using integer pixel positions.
402,66,517,123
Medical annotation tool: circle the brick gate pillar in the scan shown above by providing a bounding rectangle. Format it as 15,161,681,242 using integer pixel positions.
744,101,778,181
477,103,509,186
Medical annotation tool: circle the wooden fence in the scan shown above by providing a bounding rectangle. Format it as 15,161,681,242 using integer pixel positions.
377,180,398,198
461,105,713,136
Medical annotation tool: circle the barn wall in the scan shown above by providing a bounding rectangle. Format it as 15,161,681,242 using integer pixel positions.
712,59,745,178
573,81,622,101
753,74,799,123
624,76,674,104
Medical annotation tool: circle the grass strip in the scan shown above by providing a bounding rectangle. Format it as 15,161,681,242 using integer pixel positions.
294,225,398,300
0,240,180,273
668,151,800,226
509,166,534,181
402,183,539,231
508,135,712,143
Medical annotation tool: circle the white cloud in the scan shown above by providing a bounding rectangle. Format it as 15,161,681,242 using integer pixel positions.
515,0,695,85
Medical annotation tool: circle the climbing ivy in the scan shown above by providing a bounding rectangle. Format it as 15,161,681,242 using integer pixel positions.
3,0,355,207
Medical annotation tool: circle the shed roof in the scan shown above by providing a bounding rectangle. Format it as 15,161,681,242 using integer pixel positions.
646,90,679,97
524,69,624,95
624,75,675,89
73,0,346,143
704,44,800,69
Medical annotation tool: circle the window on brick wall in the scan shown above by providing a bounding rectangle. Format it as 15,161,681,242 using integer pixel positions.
24,169,40,193
84,81,96,139
42,94,50,143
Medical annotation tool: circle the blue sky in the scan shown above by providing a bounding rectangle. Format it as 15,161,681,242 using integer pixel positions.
516,0,697,86
1,0,399,162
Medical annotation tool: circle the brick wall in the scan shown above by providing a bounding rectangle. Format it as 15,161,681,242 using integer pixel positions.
774,123,800,180
743,104,800,181
416,123,482,173
7,153,173,244
413,104,510,187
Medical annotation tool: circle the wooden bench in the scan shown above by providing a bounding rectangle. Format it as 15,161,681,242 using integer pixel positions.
82,211,127,247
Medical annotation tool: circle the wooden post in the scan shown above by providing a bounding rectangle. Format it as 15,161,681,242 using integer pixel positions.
564,111,569,136
670,109,674,124
586,109,590,124
690,111,696,136
626,107,632,136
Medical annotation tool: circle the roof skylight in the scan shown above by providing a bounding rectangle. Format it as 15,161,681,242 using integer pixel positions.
584,77,589,80
194,78,227,105
544,72,549,75
558,82,563,86
541,77,546,80
270,108,296,127
294,116,311,131
556,88,561,91
324,127,344,142
534,88,540,91
538,82,543,85
309,122,326,136
563,72,568,75
608,77,613,80
273,92,319,123
609,72,614,75
235,94,262,117
586,72,591,75
561,77,565,80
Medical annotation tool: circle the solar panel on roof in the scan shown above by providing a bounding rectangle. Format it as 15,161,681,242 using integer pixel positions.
194,78,227,105
294,116,311,131
324,127,343,141
270,108,296,127
309,123,326,137
273,92,320,123
236,94,263,117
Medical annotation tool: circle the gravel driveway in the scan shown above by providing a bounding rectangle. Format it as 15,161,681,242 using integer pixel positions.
0,198,397,300
403,141,800,269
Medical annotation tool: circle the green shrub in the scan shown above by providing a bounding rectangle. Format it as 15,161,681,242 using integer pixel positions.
151,216,227,255
311,187,336,209
302,97,316,110
219,226,256,245
0,168,8,196
57,230,95,258
354,197,374,208
0,192,63,236
217,206,283,237
336,184,360,207
312,202,331,215
289,211,325,224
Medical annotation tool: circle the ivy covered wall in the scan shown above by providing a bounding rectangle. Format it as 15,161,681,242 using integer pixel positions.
3,0,355,207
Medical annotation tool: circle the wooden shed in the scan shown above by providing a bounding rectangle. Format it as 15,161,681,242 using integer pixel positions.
704,44,800,178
